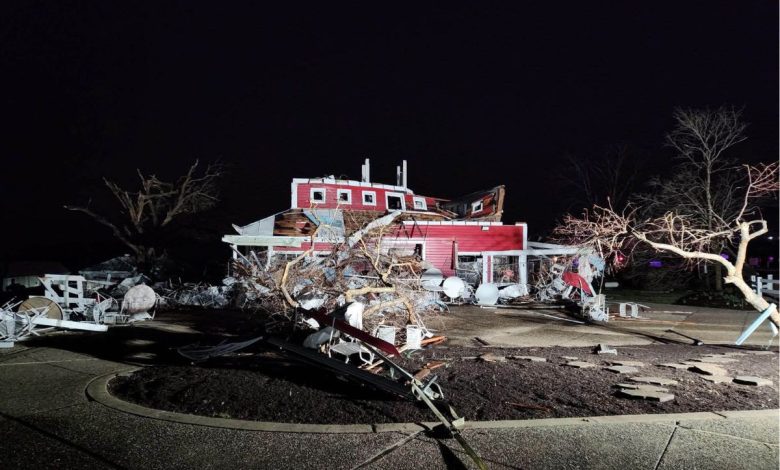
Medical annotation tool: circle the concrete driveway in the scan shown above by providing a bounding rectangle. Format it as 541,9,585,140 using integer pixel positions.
440,303,778,348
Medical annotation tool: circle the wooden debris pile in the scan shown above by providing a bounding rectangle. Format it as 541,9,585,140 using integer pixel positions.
229,221,446,344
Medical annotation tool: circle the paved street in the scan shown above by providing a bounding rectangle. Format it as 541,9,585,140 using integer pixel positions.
442,303,779,348
1,303,778,469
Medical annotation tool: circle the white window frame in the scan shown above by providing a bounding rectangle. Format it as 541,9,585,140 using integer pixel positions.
413,196,427,211
337,189,352,204
385,191,406,211
310,187,326,204
471,200,484,213
362,190,377,206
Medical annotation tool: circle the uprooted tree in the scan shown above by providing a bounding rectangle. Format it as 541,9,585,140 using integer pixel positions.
553,162,780,328
65,160,223,267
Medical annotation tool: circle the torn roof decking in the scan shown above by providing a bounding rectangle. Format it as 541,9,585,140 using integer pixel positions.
224,173,510,248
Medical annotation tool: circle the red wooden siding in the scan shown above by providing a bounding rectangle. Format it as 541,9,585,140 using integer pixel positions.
296,183,409,211
393,224,525,277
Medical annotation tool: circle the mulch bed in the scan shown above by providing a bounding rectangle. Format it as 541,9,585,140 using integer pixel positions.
110,343,779,424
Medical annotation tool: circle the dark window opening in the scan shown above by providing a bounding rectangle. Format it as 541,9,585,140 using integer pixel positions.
387,195,403,210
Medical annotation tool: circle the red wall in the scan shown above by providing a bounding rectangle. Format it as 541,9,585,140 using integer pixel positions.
407,224,524,276
295,182,436,211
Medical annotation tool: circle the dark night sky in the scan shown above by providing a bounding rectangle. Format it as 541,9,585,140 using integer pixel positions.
1,1,777,268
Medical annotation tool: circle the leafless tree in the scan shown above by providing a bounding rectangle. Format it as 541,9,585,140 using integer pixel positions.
65,160,223,265
554,162,780,328
635,107,748,290
559,144,645,212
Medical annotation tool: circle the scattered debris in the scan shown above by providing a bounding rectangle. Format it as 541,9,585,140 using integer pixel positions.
178,336,264,362
474,337,491,346
0,272,161,347
614,383,669,393
733,376,773,386
0,300,108,347
700,375,733,384
595,343,617,355
423,360,447,371
561,356,579,361
629,376,679,386
617,388,675,403
421,336,447,347
691,356,738,364
604,365,639,374
617,302,645,318
479,352,506,363
609,360,646,367
565,361,596,368
657,363,691,370
509,355,547,362
689,363,729,376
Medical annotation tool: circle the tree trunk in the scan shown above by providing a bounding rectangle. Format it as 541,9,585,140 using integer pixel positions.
714,263,723,291
726,275,780,329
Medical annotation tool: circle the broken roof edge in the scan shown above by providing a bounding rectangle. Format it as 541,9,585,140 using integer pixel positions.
444,184,505,204
232,209,289,235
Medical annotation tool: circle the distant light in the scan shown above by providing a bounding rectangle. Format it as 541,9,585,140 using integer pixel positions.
649,260,662,268
769,256,776,263
768,236,774,240
720,253,729,260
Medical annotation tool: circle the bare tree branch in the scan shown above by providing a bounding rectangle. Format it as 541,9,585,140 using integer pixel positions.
553,163,779,328
64,159,223,265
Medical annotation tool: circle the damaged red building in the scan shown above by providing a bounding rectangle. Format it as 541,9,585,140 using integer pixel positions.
223,160,567,289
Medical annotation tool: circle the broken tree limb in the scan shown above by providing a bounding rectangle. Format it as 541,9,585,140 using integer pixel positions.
280,226,322,308
345,286,396,302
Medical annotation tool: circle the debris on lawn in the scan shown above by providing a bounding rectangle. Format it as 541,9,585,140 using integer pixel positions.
689,363,729,376
604,365,639,374
614,383,669,393
509,355,547,362
595,343,617,355
0,273,161,346
479,352,507,362
732,375,773,386
609,360,646,367
178,336,264,362
700,375,733,384
617,388,675,403
628,376,679,386
565,361,596,368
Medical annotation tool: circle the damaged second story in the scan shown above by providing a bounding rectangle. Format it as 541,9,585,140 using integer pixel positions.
223,159,560,288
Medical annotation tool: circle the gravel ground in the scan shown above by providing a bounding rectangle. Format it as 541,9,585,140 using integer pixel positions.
111,342,779,424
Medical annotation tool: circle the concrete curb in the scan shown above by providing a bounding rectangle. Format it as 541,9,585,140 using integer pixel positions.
86,370,780,434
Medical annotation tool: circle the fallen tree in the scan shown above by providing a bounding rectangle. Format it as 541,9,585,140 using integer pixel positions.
554,162,779,327
229,212,443,341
